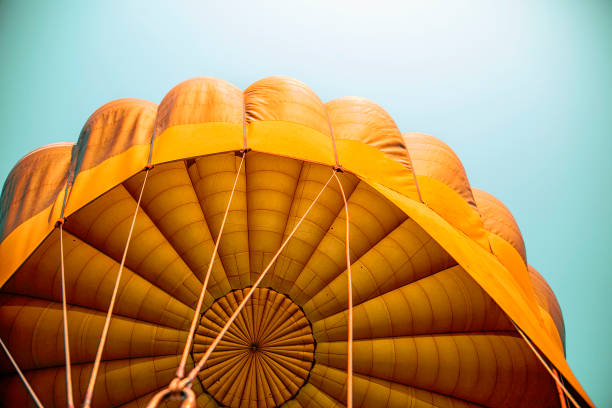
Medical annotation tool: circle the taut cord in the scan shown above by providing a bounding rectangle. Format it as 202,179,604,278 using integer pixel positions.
334,171,353,408
82,168,151,408
175,153,245,379
512,322,581,408
0,336,44,408
59,222,74,408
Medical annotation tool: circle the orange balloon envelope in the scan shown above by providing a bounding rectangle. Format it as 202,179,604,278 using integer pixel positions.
0,77,591,407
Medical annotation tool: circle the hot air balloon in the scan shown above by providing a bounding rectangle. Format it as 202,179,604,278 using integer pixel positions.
0,77,592,407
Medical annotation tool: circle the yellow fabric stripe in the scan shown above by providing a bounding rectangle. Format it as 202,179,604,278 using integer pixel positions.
248,121,336,166
151,122,243,165
65,143,151,217
0,203,60,287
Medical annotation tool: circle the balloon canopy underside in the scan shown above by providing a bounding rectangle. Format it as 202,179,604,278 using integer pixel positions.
0,152,560,407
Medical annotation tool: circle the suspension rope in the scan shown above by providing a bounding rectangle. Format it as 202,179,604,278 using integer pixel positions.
82,168,151,408
58,223,74,408
175,153,245,379
334,171,353,408
146,169,335,407
553,368,569,408
560,371,572,407
55,129,78,408
512,322,581,408
0,336,44,408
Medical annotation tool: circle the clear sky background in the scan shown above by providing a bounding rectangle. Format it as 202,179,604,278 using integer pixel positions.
1,0,610,405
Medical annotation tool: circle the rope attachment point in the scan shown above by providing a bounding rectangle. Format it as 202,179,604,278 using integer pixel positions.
145,378,196,408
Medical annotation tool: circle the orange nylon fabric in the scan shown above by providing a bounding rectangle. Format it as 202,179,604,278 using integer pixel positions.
245,77,332,137
402,132,477,208
325,97,414,171
0,76,593,407
155,77,244,135
529,264,566,349
401,132,563,353
401,133,489,250
0,143,73,287
0,143,73,241
74,99,157,175
65,99,157,219
473,187,528,262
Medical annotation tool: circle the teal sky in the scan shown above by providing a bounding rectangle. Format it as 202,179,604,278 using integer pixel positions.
1,1,610,405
